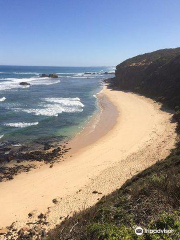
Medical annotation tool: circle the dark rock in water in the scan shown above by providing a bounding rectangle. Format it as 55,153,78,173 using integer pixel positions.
19,82,30,86
84,72,91,74
41,73,59,78
0,165,35,182
49,73,58,78
104,71,114,74
41,74,49,77
0,138,69,182
105,72,115,74
44,143,51,151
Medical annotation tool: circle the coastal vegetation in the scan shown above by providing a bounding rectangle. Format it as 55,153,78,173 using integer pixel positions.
46,48,180,240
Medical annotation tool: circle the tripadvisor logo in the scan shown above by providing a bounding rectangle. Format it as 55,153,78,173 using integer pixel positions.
135,227,143,235
135,226,174,235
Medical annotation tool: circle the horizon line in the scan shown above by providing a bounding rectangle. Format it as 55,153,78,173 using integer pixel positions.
0,64,115,68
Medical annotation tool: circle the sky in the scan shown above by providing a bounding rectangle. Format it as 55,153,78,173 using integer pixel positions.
0,0,180,66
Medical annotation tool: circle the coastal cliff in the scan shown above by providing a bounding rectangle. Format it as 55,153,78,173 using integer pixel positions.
46,48,180,240
114,48,180,109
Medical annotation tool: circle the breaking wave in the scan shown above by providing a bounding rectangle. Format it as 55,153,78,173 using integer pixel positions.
0,77,60,91
0,97,6,102
44,97,84,107
22,97,84,117
4,122,39,128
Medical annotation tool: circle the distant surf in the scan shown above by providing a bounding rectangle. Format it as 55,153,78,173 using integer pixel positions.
4,122,39,128
0,77,60,91
0,97,6,102
0,65,114,144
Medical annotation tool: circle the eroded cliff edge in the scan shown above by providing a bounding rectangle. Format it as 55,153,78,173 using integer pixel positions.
114,48,180,109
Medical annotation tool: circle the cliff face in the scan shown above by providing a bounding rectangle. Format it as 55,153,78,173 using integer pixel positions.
115,48,180,109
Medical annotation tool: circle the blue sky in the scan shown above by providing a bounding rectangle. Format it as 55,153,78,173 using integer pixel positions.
0,0,180,66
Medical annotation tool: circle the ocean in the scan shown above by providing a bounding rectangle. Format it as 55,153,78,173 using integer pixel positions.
0,65,114,146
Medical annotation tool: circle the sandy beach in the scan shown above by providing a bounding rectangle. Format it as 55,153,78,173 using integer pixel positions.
0,86,177,235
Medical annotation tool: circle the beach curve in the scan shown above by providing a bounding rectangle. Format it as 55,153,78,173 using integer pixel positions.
0,86,177,233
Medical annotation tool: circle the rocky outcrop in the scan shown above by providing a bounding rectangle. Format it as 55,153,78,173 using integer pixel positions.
114,47,180,109
49,73,58,78
19,82,30,86
0,140,71,182
102,71,115,75
41,73,59,78
41,74,49,77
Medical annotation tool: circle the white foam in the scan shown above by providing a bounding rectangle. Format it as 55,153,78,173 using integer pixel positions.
0,97,6,102
73,72,101,78
74,73,84,77
12,144,22,147
44,97,84,107
71,76,89,79
5,122,39,128
0,134,4,139
0,77,60,91
30,79,60,86
23,105,83,116
72,76,99,79
22,97,84,117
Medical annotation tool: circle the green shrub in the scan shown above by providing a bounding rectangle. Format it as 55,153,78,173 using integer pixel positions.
87,223,140,240
146,211,180,239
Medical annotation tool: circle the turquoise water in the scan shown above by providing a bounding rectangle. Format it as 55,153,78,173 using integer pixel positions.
0,66,114,145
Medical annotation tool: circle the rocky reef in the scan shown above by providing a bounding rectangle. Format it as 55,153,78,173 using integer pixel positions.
0,139,71,182
19,82,30,86
41,73,58,78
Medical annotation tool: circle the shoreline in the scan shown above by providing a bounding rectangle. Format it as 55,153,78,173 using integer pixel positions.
0,85,113,183
0,86,108,182
0,85,177,238
68,86,118,155
0,84,119,230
